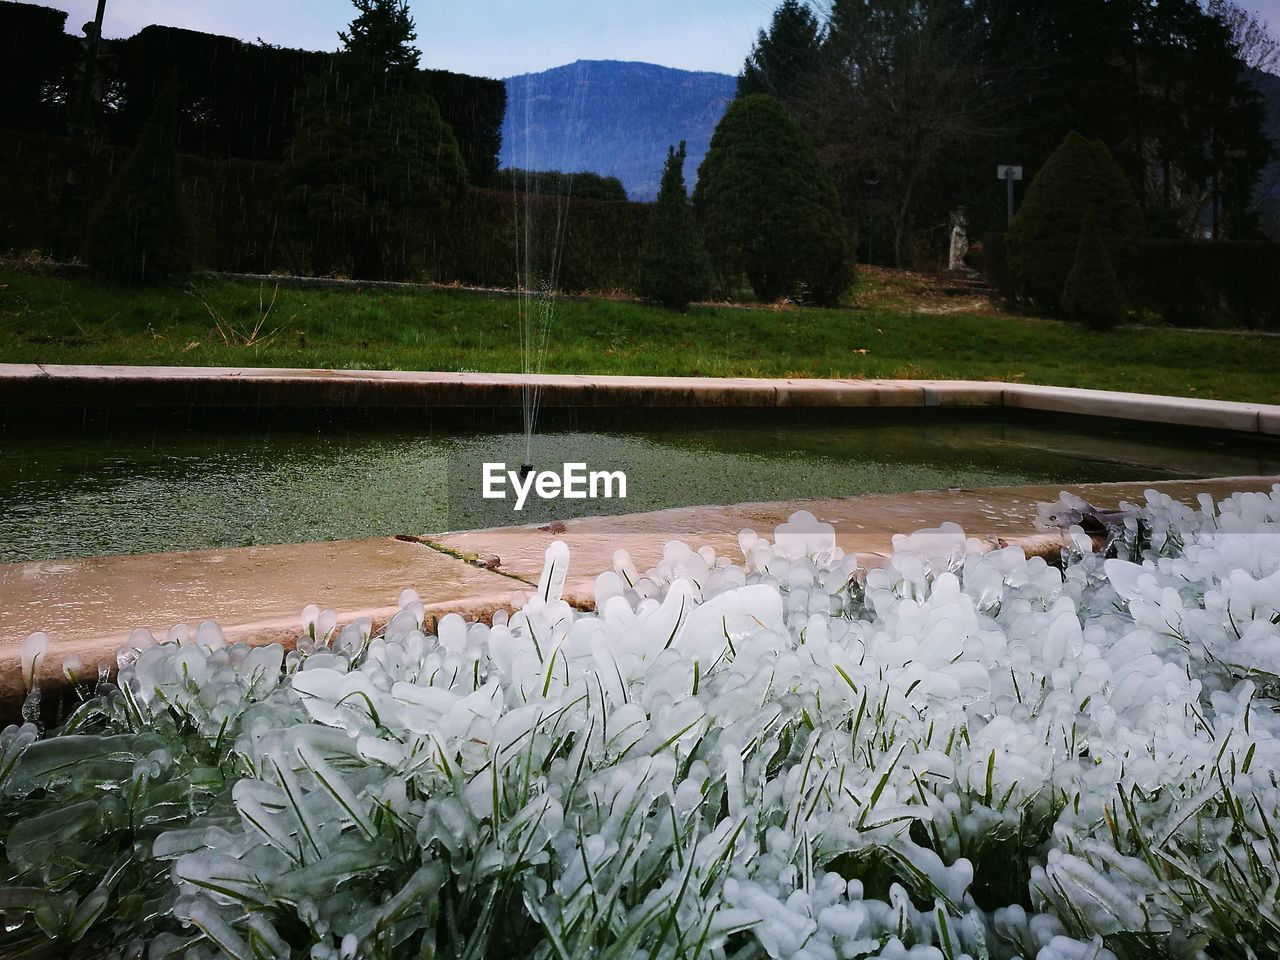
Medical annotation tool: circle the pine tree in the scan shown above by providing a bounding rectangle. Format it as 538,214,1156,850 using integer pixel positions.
636,142,710,310
1006,131,1142,312
339,0,421,72
694,94,850,305
82,77,195,285
1062,209,1127,330
738,0,824,103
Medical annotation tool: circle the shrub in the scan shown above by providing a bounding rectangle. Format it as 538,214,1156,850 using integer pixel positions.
1062,210,1127,330
0,3,75,134
1131,240,1280,330
635,142,710,310
1007,131,1142,312
693,94,850,305
456,189,650,293
82,78,195,285
278,72,468,281
494,169,629,202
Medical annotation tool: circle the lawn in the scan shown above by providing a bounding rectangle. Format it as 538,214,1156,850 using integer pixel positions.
3,266,1279,402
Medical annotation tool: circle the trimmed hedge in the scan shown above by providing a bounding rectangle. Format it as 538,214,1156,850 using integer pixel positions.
0,12,505,184
493,169,629,203
0,3,76,134
1131,240,1280,331
983,233,1280,331
456,189,650,292
0,129,281,272
0,130,649,290
108,27,504,183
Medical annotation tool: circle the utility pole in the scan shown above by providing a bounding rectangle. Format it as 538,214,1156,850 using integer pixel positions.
71,0,108,137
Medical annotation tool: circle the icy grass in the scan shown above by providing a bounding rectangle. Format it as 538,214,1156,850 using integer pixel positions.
4,489,1280,960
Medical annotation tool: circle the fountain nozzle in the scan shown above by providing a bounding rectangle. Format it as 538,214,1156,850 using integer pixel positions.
519,463,534,480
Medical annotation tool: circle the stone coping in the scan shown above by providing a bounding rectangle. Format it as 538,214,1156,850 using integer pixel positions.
3,475,1277,719
1,364,1277,433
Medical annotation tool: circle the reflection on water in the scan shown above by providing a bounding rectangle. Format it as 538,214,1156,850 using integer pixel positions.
1,409,1277,562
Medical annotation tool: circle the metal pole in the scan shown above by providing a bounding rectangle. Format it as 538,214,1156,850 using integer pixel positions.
72,0,108,137
1006,170,1015,226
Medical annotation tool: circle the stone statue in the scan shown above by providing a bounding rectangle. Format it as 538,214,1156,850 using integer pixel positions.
948,207,970,272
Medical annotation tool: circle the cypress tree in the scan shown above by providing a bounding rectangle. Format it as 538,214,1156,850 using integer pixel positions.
279,1,466,280
693,94,850,305
636,143,710,310
82,77,195,285
280,83,467,281
1062,208,1127,331
1007,131,1142,312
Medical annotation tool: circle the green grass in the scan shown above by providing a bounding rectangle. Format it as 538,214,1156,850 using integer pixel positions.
2,267,1279,402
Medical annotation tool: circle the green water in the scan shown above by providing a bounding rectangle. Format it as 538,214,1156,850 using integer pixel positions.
2,409,1278,562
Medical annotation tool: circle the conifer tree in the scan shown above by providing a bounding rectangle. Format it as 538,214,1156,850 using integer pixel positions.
339,0,421,72
636,142,710,310
279,0,465,280
1007,131,1142,312
1062,208,1127,330
694,94,850,305
738,0,824,103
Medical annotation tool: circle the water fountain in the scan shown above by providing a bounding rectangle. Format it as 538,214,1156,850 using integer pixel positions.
509,64,588,477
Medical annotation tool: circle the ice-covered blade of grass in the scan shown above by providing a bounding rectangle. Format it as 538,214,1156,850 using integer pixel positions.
3,486,1280,959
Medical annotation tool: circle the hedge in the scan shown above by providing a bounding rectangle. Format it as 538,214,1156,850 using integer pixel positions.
980,232,1280,331
456,189,649,292
0,130,649,291
107,27,506,184
0,11,506,184
0,3,77,134
1131,240,1280,331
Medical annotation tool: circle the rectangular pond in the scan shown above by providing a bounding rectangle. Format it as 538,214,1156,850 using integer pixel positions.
2,406,1279,562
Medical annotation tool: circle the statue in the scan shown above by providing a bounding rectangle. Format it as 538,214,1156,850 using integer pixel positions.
948,207,970,272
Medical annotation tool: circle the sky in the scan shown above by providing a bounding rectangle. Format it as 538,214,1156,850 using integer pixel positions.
36,0,783,78
33,0,1280,78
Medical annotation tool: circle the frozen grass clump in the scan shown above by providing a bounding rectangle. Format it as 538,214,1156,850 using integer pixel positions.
2,492,1280,959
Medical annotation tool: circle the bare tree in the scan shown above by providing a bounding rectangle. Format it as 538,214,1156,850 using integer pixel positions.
1209,0,1280,73
807,0,1001,266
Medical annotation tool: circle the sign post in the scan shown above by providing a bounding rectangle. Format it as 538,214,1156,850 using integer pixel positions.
997,165,1023,225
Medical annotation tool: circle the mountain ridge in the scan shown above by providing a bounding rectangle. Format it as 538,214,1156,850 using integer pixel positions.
500,60,736,202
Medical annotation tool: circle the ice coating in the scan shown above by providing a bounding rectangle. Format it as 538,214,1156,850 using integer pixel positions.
1,487,1280,959
19,633,49,691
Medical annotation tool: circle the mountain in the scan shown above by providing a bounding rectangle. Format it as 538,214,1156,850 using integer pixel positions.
501,60,736,202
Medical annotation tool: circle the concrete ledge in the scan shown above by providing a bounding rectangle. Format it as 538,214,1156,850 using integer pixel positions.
1002,384,1266,434
2,365,1278,434
4,476,1277,719
918,380,1007,408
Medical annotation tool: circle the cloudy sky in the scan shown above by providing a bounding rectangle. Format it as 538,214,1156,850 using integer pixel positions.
35,0,1280,78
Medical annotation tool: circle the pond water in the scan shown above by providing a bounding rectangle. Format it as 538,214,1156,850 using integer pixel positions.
2,408,1278,562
